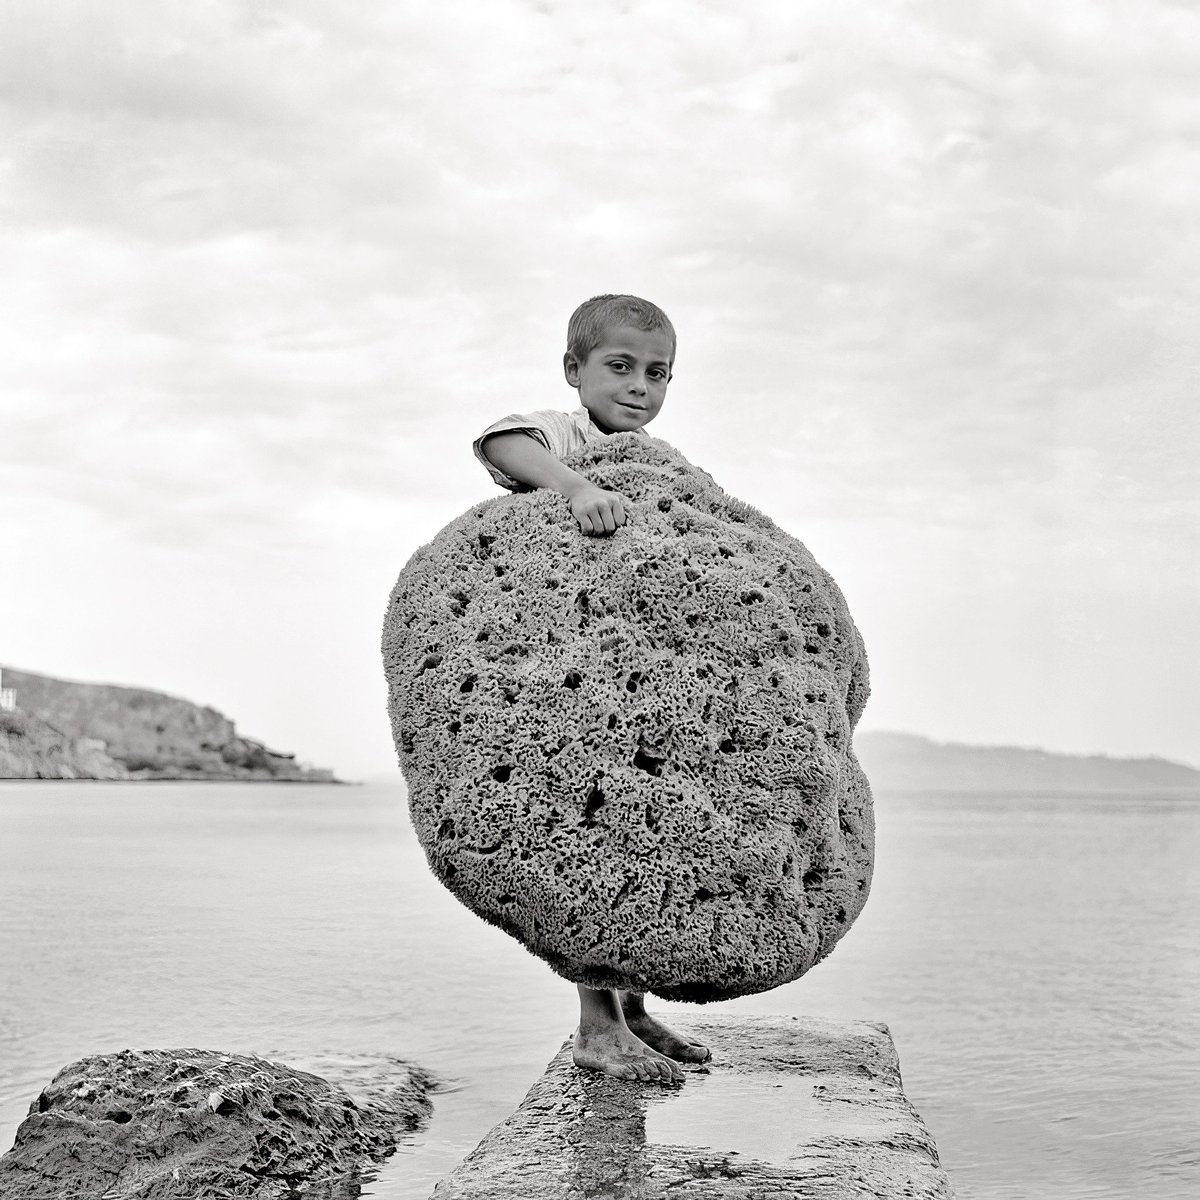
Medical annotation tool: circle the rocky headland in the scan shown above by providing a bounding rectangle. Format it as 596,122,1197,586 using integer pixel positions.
0,667,339,782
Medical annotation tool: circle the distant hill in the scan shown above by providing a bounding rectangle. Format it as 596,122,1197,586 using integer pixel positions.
854,731,1200,795
0,666,339,782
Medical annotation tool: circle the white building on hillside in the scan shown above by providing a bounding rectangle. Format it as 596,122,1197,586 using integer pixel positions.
0,668,15,712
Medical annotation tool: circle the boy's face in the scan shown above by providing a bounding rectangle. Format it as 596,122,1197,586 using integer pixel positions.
563,325,673,435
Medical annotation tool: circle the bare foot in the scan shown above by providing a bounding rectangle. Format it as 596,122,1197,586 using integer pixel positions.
621,1003,711,1063
573,1023,684,1084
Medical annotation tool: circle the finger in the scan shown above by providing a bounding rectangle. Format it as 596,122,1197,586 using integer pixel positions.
600,505,617,534
578,511,595,535
612,498,627,527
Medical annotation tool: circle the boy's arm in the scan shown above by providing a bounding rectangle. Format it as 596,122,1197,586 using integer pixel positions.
480,431,627,536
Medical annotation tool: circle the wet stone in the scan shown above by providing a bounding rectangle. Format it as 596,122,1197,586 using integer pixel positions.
383,434,875,1001
431,1014,953,1199
0,1048,435,1199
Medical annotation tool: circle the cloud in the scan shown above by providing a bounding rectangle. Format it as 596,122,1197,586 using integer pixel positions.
2,0,1197,766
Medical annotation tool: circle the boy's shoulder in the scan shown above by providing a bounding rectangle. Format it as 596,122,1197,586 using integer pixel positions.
475,407,586,450
473,408,586,490
477,405,650,450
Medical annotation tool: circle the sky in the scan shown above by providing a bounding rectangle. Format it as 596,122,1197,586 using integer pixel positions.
2,0,1197,777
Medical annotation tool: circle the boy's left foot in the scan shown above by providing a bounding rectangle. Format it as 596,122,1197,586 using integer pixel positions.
622,1010,711,1063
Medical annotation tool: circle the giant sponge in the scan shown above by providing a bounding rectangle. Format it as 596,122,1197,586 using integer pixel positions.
383,435,874,1002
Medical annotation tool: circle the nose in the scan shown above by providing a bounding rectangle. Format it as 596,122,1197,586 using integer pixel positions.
627,372,647,396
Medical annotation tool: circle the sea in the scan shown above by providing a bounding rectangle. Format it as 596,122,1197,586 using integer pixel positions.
1,779,1197,1200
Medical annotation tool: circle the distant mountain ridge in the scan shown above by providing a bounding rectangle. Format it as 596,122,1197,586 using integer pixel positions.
854,731,1200,794
4,664,1193,793
0,666,338,782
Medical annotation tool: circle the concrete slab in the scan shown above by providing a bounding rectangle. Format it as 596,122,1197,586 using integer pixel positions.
431,1013,954,1199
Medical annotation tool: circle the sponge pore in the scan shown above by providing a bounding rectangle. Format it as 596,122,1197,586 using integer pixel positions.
382,435,874,1002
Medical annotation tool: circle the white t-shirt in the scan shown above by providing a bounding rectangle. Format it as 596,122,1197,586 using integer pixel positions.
473,406,647,491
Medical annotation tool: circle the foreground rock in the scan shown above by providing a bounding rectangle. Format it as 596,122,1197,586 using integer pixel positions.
384,434,873,1001
434,1013,952,1199
0,667,339,781
0,1049,434,1199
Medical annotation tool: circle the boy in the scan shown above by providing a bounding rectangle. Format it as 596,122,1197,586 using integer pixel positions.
474,294,711,1084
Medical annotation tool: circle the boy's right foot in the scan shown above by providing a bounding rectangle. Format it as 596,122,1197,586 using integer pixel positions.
573,1024,684,1085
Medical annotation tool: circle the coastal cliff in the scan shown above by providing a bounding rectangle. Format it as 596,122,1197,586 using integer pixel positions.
0,667,338,782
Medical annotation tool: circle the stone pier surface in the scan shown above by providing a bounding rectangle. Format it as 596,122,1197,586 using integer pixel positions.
433,1014,953,1199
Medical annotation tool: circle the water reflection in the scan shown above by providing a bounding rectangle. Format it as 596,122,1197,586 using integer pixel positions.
644,1071,833,1163
565,1065,830,1198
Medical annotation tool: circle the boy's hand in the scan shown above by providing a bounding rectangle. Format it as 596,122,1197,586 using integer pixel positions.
567,483,628,536
478,433,630,536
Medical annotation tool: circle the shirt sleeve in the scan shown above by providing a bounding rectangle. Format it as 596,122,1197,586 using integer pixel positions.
472,410,582,490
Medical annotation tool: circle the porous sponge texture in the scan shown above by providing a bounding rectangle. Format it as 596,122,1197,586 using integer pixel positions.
383,435,874,1002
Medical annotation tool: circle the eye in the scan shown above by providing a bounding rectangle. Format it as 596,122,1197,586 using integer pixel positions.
608,360,630,373
648,368,667,382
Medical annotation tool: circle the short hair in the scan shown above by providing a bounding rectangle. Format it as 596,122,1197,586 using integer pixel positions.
566,294,676,366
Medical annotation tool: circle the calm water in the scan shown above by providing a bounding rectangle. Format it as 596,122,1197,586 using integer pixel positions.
1,780,1198,1199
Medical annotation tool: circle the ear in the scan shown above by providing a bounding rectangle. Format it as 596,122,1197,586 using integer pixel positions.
563,351,582,387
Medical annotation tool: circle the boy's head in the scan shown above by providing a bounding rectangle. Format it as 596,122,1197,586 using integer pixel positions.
565,294,676,368
563,294,676,435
